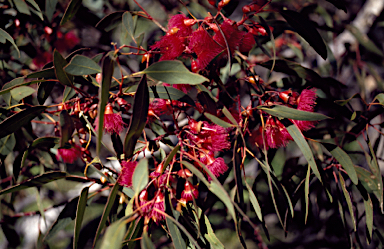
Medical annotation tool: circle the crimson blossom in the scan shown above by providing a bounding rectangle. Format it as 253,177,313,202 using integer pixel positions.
56,144,82,164
118,161,138,187
96,104,127,134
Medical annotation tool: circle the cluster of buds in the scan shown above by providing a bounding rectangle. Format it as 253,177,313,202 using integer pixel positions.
252,88,318,149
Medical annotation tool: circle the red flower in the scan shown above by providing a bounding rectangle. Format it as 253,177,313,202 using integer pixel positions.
167,14,193,37
181,181,199,202
213,20,242,55
189,28,223,70
292,88,317,131
163,83,192,94
239,32,256,53
253,117,293,150
201,153,228,181
57,145,81,164
55,30,80,52
31,51,52,69
96,104,127,134
148,98,172,117
118,161,138,187
150,192,165,223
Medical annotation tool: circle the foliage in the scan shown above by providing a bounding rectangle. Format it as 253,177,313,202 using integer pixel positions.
1,0,384,248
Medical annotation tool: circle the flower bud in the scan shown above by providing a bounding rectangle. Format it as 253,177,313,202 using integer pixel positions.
96,73,102,84
184,19,197,27
188,119,203,133
178,168,193,178
104,104,114,115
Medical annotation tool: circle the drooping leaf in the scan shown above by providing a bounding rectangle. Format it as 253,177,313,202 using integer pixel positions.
26,0,44,20
37,81,56,104
93,183,121,247
99,219,126,249
121,11,136,45
304,165,311,224
181,161,210,187
222,106,239,126
203,215,224,249
257,105,329,121
149,86,195,106
60,0,82,25
204,113,234,128
64,55,101,75
96,11,125,32
59,110,75,147
209,182,236,221
96,55,114,155
0,106,47,139
281,119,322,182
0,134,16,156
27,68,56,79
138,60,208,85
73,187,89,249
364,195,373,241
322,143,358,185
355,166,381,195
10,86,36,102
13,0,31,16
164,191,186,249
54,50,73,86
339,173,356,231
123,75,149,159
366,135,383,212
45,0,58,22
163,145,180,169
346,25,384,57
245,181,263,221
280,10,327,60
21,137,60,170
132,158,148,195
0,171,67,195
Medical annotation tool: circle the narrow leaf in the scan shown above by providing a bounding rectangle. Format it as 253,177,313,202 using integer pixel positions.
339,173,356,231
203,215,224,249
139,60,208,85
163,145,180,169
0,171,67,195
54,50,73,86
204,113,234,128
132,158,148,195
13,0,31,15
96,55,114,155
222,106,238,126
281,119,322,182
26,0,44,20
304,165,311,224
100,219,126,249
257,105,329,121
347,25,384,57
280,10,327,60
0,134,16,156
141,232,155,249
73,187,89,249
245,181,263,221
374,93,384,106
209,182,236,221
96,11,125,32
0,28,20,57
322,143,358,185
181,161,210,187
149,86,195,106
93,183,121,247
0,106,47,139
45,0,58,22
364,195,373,241
59,110,74,147
64,55,101,75
123,75,149,159
60,0,82,25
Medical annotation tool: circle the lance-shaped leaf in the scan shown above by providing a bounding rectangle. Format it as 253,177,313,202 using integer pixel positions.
257,105,329,121
364,195,373,241
203,215,224,249
149,86,195,106
59,110,75,147
64,55,101,75
355,166,381,195
280,10,327,60
367,135,383,212
304,165,311,224
137,60,208,85
121,11,136,45
346,25,384,57
93,183,121,247
99,219,126,249
96,55,114,155
10,86,35,102
339,173,356,231
0,134,16,156
245,181,263,221
73,187,89,249
132,158,148,195
322,143,358,185
54,50,73,86
325,0,347,13
124,75,149,159
164,190,187,249
141,232,155,249
281,119,322,182
0,28,20,57
0,171,67,195
38,81,56,104
21,137,60,171
96,11,125,32
204,113,234,128
27,68,56,79
163,145,180,169
1,77,25,94
0,106,47,139
60,0,82,25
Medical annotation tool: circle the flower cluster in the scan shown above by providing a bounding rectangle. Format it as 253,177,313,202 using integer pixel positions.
253,88,318,150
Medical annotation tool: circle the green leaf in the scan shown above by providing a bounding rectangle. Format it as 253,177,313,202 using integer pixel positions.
304,165,310,224
99,219,126,249
54,50,73,86
346,25,384,57
339,173,356,231
165,194,186,249
149,86,195,107
0,171,67,195
163,144,180,169
10,86,35,102
96,11,125,32
26,68,56,79
245,181,263,221
60,0,82,25
124,75,149,159
73,187,89,249
45,0,58,22
364,195,373,241
355,166,381,194
0,28,20,57
64,55,101,75
280,10,327,60
257,105,329,121
37,81,56,104
96,55,114,155
281,119,322,182
121,11,136,45
203,215,224,249
374,93,384,106
26,0,44,20
204,113,234,128
21,137,59,170
209,182,236,221
59,110,74,147
322,143,358,185
222,106,238,126
93,183,121,247
141,232,155,249
0,134,16,156
13,0,31,15
139,61,208,85
325,0,347,13
0,106,47,139
132,158,148,195
366,135,383,212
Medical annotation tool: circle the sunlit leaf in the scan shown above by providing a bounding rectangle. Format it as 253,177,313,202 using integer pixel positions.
64,55,101,75
245,181,263,221
132,158,148,195
138,61,208,85
203,215,224,249
374,93,384,106
100,219,126,249
10,86,35,102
